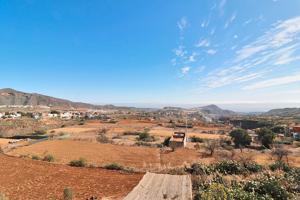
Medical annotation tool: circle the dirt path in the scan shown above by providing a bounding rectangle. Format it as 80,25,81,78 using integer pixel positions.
0,154,143,200
124,172,192,200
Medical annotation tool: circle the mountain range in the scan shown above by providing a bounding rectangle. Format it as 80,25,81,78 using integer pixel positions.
0,88,98,109
1,88,299,117
263,107,300,117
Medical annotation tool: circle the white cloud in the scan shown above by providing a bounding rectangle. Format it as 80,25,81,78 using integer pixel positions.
188,52,197,62
177,17,188,32
173,45,186,57
196,39,210,47
201,20,210,28
235,16,300,63
181,66,190,75
224,13,237,29
207,49,217,55
243,72,300,90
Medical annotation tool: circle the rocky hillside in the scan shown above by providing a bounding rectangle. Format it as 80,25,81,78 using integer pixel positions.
0,88,97,109
264,107,300,117
194,104,236,116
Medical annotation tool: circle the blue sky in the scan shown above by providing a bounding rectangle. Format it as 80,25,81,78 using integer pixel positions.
1,0,300,111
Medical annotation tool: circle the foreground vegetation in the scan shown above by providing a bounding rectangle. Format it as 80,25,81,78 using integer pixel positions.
186,160,300,200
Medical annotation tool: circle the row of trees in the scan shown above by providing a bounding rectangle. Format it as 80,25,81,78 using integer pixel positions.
229,128,275,150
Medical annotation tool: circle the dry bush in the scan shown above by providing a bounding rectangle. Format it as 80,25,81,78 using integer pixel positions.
236,153,255,165
96,133,110,143
0,193,8,200
98,128,108,134
272,144,290,162
204,140,219,156
63,188,73,200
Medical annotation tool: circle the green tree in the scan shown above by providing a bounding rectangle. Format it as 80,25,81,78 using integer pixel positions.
229,129,252,149
257,128,275,149
271,126,285,134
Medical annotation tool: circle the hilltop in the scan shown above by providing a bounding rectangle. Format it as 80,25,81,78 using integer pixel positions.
264,107,300,117
0,88,98,109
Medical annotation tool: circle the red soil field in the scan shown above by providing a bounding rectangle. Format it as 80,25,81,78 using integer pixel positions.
0,154,142,200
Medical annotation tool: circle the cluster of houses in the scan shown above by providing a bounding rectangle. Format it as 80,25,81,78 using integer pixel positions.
0,110,112,120
0,112,22,119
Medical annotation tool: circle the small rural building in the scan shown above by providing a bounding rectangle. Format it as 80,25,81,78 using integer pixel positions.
169,132,187,149
292,126,300,140
293,126,300,133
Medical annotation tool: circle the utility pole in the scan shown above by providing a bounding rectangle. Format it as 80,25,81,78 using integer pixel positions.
185,112,188,133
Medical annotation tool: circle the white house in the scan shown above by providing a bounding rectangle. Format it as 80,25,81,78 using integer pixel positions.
60,112,72,120
48,113,59,118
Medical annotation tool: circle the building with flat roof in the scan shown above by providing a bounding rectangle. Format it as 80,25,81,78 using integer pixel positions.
169,132,187,149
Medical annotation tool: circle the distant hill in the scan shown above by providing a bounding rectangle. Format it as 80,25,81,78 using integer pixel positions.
193,104,237,117
0,88,99,109
264,107,300,117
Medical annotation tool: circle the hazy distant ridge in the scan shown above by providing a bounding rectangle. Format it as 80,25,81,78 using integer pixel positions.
0,88,97,109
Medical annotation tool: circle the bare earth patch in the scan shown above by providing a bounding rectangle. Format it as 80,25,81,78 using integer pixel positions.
0,154,142,200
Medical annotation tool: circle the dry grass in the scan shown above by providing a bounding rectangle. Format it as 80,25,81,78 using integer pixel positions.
7,140,205,170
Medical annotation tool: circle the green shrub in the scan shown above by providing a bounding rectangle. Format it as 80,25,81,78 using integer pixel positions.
31,155,41,160
166,167,187,175
190,136,204,143
137,132,155,142
43,154,55,162
123,131,140,136
244,176,289,200
69,158,87,167
104,163,124,171
244,162,263,173
257,128,275,149
228,186,260,200
189,163,214,175
63,188,73,200
78,121,85,125
229,129,252,148
135,141,152,147
163,137,171,147
215,160,244,175
33,130,47,135
200,183,229,200
269,161,291,172
284,168,300,193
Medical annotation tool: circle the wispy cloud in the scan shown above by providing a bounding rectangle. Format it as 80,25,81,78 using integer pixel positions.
173,45,187,57
244,72,300,90
236,16,300,62
203,16,300,89
181,66,190,75
196,39,210,47
188,52,197,62
224,12,237,29
207,49,217,55
177,17,188,32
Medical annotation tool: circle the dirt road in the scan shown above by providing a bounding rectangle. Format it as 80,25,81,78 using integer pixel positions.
124,172,192,200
